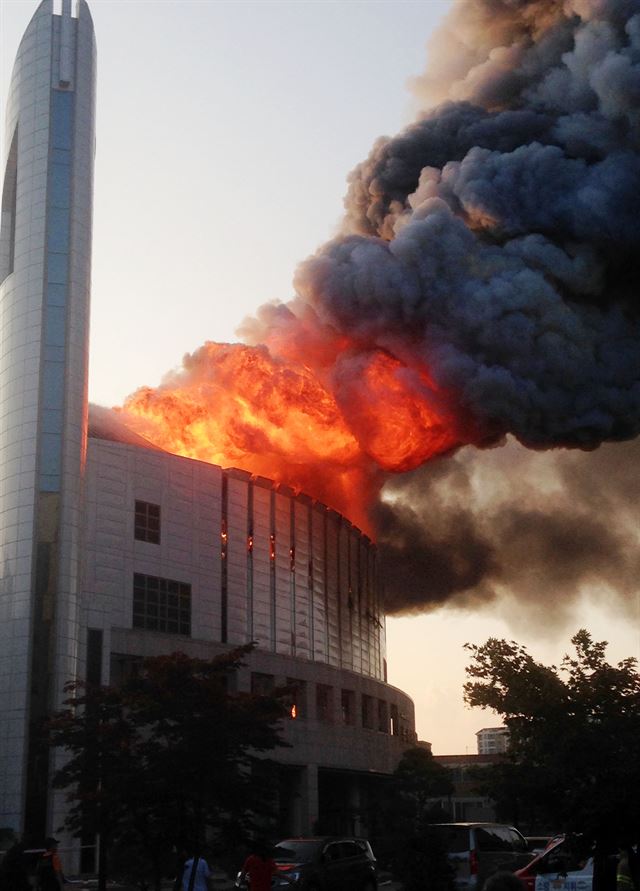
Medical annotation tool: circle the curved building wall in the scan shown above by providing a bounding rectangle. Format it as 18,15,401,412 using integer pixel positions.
0,0,96,835
81,436,416,820
83,438,387,679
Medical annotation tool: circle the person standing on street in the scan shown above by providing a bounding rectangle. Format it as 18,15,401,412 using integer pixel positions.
181,849,211,891
36,838,65,891
240,841,278,891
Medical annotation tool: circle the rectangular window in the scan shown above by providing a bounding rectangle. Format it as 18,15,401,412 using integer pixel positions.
132,573,190,635
86,629,103,687
285,678,307,719
251,672,275,697
390,704,400,736
361,694,375,729
135,500,161,543
110,653,143,687
341,689,355,726
316,684,333,723
377,699,389,733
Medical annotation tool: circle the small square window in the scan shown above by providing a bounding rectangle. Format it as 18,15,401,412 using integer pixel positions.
135,500,161,544
251,672,275,697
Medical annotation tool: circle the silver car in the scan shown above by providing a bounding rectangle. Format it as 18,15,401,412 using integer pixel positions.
429,823,532,891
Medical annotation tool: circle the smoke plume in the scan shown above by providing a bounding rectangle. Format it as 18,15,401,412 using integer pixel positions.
115,0,640,620
376,437,640,623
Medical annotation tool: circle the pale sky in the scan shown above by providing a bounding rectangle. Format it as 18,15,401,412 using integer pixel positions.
2,0,638,754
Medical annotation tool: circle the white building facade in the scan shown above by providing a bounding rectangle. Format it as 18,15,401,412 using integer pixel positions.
0,0,416,854
476,727,509,755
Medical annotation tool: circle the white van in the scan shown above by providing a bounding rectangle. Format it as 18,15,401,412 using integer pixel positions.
429,823,532,891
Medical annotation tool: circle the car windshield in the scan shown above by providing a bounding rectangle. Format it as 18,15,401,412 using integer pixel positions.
274,841,321,863
429,826,469,853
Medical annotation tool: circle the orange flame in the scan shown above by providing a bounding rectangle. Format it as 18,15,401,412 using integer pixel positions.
117,335,462,537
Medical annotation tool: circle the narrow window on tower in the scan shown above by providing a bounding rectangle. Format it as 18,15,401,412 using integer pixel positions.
0,127,18,284
134,500,160,544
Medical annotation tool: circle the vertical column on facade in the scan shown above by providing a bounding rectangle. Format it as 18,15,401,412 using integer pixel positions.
337,519,349,670
299,763,319,835
289,497,296,656
353,534,363,675
252,477,272,649
274,488,292,655
220,473,228,642
326,511,340,667
372,548,382,678
348,777,363,837
365,542,375,677
310,502,327,663
246,481,254,641
269,490,277,651
292,496,311,660
322,509,330,663
226,471,250,645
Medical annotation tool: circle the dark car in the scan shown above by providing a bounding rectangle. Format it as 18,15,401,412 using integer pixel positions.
428,823,532,891
236,837,377,891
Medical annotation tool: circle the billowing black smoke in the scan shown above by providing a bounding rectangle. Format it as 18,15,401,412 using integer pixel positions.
376,437,640,622
291,0,640,616
114,0,640,622
295,0,640,450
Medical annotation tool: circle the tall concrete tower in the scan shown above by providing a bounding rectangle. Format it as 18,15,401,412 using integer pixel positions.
0,0,96,840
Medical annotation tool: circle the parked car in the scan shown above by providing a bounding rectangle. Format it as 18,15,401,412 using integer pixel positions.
428,823,533,891
236,837,378,891
525,838,556,856
515,835,596,891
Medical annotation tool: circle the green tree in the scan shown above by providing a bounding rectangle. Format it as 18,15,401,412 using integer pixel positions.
464,630,640,842
393,746,453,826
48,646,287,891
378,748,454,891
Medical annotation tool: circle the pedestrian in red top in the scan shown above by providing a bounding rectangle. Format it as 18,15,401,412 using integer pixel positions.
36,838,65,891
240,841,278,891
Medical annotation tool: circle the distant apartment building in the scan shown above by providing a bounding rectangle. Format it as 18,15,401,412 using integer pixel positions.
477,726,510,754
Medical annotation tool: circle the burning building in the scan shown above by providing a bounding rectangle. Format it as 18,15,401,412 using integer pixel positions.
0,0,416,855
3,0,640,861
